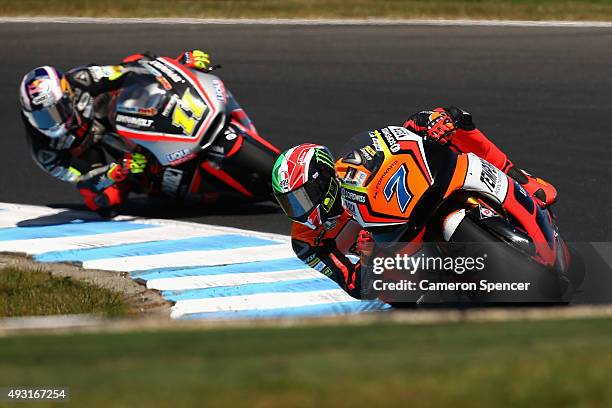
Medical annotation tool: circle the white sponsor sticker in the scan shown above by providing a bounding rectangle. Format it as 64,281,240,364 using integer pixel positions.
115,114,153,128
148,59,185,84
463,153,509,203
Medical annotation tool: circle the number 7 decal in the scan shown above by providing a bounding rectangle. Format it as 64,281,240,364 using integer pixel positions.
384,164,412,213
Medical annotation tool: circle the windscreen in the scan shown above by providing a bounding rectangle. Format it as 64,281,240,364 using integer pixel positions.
115,73,167,114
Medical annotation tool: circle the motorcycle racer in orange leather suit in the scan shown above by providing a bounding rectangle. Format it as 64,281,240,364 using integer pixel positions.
272,106,557,299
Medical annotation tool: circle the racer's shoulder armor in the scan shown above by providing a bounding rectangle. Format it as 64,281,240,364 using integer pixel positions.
65,64,128,100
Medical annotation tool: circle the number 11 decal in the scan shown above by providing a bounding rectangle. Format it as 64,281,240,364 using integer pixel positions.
172,88,207,136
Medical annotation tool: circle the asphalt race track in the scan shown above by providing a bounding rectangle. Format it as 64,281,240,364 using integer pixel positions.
0,22,611,242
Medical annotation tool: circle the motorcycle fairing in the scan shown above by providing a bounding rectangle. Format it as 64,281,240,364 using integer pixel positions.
502,179,558,266
339,127,437,228
462,153,509,204
446,153,558,266
113,57,227,166
339,126,561,266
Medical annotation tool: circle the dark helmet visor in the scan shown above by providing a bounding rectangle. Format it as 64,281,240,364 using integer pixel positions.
29,94,74,132
274,178,325,221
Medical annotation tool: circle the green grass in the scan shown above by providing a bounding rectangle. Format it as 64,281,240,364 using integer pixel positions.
2,0,612,21
0,266,130,317
1,318,612,407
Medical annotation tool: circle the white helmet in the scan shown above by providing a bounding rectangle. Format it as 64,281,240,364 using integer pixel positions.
19,66,76,148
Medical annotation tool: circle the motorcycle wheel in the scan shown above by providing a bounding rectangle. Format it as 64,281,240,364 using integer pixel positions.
447,215,571,303
221,136,279,200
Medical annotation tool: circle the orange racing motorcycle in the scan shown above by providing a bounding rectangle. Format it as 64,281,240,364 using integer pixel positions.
337,126,583,303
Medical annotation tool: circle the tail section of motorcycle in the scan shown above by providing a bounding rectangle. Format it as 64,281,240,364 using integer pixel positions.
180,118,279,205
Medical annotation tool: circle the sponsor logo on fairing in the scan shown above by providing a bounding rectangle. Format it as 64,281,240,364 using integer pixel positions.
156,76,172,91
224,131,237,141
480,159,499,192
161,94,179,117
211,79,225,102
147,60,185,84
355,171,368,186
380,128,401,153
343,167,357,183
166,148,195,165
479,206,497,219
140,61,162,77
115,114,153,128
343,200,358,215
117,105,158,116
342,189,366,203
368,132,383,151
343,168,369,187
359,146,376,161
389,126,414,139
374,160,399,196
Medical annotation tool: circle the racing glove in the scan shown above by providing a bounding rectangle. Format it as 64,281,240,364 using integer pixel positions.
78,152,147,194
425,106,477,143
426,108,457,143
180,50,212,71
106,152,147,183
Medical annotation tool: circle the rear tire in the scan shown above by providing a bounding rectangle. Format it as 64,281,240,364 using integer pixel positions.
223,137,278,200
447,215,571,303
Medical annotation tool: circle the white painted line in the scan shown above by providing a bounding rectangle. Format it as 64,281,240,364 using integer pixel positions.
0,16,611,28
83,243,292,272
0,206,64,228
0,224,222,254
0,201,290,243
0,202,67,214
147,268,319,291
0,202,381,321
0,202,134,228
170,289,355,317
136,216,290,243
